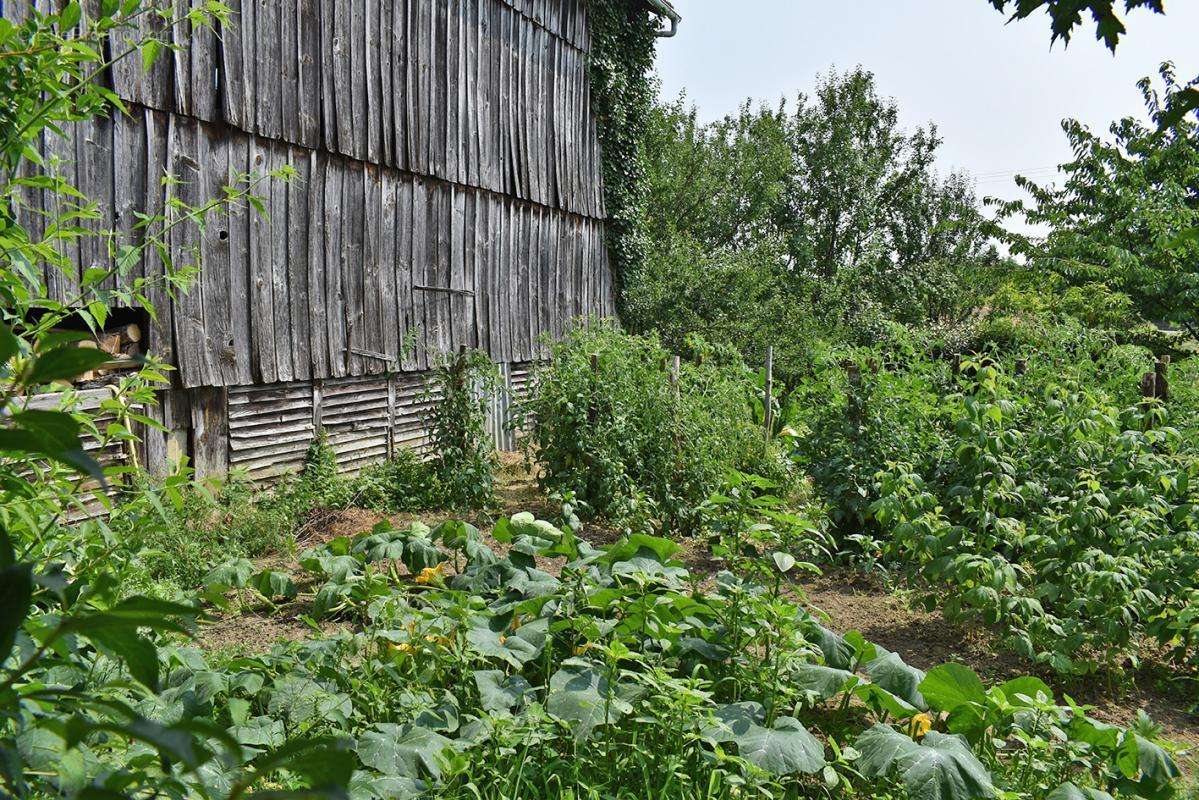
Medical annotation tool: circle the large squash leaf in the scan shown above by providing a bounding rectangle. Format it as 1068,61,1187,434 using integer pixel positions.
857,724,993,800
546,658,638,740
867,650,928,709
702,702,825,776
355,723,455,780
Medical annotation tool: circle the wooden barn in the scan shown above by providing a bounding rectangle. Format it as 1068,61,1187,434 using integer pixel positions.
8,0,680,482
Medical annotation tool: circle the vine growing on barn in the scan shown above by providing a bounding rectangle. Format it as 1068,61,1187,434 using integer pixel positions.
586,0,658,317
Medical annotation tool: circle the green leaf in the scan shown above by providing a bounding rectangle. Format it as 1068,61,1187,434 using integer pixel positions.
472,670,533,715
735,717,825,776
86,626,160,690
856,724,994,800
1047,783,1114,800
920,664,986,713
794,663,856,701
546,658,638,740
702,702,825,776
204,558,254,590
356,724,455,780
268,677,353,727
867,650,927,709
0,562,33,666
248,736,355,791
59,1,82,30
806,623,855,670
465,617,548,668
997,676,1054,706
26,346,112,385
64,716,212,771
251,570,298,601
0,321,20,365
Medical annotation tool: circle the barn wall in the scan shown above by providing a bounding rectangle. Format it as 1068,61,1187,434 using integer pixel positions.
8,0,616,479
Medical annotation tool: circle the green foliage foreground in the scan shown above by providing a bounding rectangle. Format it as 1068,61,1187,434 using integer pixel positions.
14,509,1176,800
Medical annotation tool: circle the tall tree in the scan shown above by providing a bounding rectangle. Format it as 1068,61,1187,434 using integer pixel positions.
994,65,1199,337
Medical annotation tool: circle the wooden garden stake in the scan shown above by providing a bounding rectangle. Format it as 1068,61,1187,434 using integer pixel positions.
764,346,774,443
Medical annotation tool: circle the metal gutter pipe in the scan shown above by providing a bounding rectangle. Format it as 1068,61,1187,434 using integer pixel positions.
644,0,681,37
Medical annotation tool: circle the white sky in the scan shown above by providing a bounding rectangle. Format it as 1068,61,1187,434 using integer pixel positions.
653,1,1199,228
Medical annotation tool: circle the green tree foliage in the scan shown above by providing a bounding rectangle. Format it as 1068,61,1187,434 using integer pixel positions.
993,65,1199,338
630,69,993,376
986,0,1163,50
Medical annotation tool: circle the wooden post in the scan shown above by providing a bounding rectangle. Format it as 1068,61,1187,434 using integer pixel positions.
764,346,774,443
588,353,599,427
1141,371,1158,429
1155,356,1171,402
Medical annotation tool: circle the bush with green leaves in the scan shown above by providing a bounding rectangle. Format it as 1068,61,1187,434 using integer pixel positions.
517,324,794,534
870,361,1199,676
350,449,443,514
423,348,501,510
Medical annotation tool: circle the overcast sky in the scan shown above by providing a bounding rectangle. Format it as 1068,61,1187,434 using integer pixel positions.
654,1,1199,216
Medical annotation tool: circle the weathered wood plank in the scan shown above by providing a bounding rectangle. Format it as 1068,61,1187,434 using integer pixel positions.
219,0,249,128
287,146,313,381
199,123,237,385
319,0,338,150
350,0,368,160
257,0,283,140
332,0,354,157
409,177,430,368
449,186,472,348
378,171,400,365
298,0,322,148
167,114,210,387
280,0,300,142
226,132,254,385
191,0,219,121
396,175,418,371
268,141,294,382
323,157,348,377
362,166,385,375
190,386,229,477
142,109,175,364
342,161,366,375
365,0,382,164
306,151,330,378
247,136,277,384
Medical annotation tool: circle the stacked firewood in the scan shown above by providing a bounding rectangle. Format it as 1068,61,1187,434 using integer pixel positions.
75,324,143,382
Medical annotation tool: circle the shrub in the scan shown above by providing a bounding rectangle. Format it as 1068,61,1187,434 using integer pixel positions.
871,361,1199,675
351,449,442,513
424,348,501,509
517,323,794,533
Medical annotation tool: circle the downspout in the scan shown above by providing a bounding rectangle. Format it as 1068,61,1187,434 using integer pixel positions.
644,0,681,37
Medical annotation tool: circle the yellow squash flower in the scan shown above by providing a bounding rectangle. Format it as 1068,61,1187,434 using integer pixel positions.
910,713,933,739
415,562,449,585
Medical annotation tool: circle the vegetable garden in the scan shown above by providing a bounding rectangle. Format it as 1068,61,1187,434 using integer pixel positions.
3,2,1199,800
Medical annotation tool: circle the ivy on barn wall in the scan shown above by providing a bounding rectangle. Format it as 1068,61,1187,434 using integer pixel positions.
587,0,658,320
